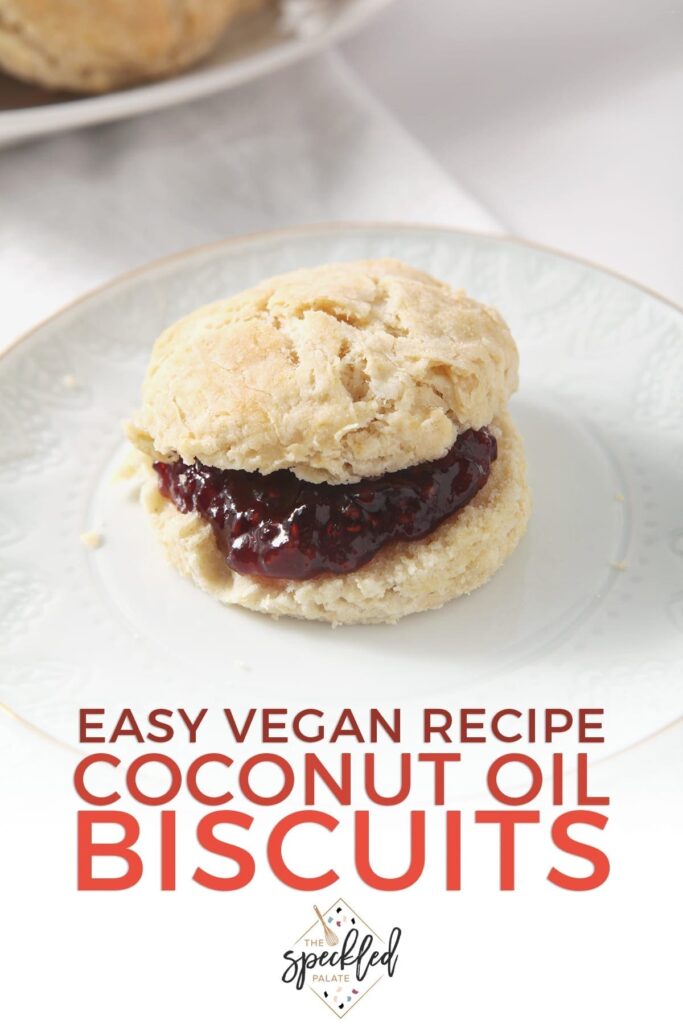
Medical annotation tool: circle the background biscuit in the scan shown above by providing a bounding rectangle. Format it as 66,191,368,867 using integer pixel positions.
0,0,262,92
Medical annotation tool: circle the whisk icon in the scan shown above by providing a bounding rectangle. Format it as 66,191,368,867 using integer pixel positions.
314,904,339,946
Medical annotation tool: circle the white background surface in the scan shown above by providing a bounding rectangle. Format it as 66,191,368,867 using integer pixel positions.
343,0,683,303
0,1,681,1021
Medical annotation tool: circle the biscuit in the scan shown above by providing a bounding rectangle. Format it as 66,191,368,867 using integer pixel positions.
136,410,530,625
128,259,519,484
0,0,263,93
128,258,530,624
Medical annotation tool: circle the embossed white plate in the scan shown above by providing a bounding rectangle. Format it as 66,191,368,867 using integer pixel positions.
1,224,681,756
0,0,395,146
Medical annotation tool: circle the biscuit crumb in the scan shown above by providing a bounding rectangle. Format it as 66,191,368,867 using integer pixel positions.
614,492,625,503
112,448,145,484
81,531,103,550
610,559,628,571
62,374,78,390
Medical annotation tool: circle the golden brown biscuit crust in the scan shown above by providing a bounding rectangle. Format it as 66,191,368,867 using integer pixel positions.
128,259,520,484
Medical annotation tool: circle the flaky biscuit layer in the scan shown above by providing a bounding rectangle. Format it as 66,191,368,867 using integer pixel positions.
128,259,520,485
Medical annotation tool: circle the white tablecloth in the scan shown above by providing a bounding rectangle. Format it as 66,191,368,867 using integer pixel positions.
0,52,497,350
343,0,683,303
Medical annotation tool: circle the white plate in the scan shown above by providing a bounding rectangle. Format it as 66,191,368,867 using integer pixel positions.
1,223,682,759
0,0,395,146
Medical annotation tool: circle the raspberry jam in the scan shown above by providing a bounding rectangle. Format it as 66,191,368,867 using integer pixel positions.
154,427,496,581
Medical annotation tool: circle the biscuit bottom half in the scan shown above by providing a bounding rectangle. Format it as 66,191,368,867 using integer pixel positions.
138,412,530,625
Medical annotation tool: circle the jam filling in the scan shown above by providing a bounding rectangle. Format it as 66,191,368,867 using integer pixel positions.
154,427,496,581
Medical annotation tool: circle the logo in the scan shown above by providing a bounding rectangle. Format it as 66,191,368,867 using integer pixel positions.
281,897,401,1017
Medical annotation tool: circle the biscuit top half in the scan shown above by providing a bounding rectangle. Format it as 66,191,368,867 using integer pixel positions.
127,259,519,484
